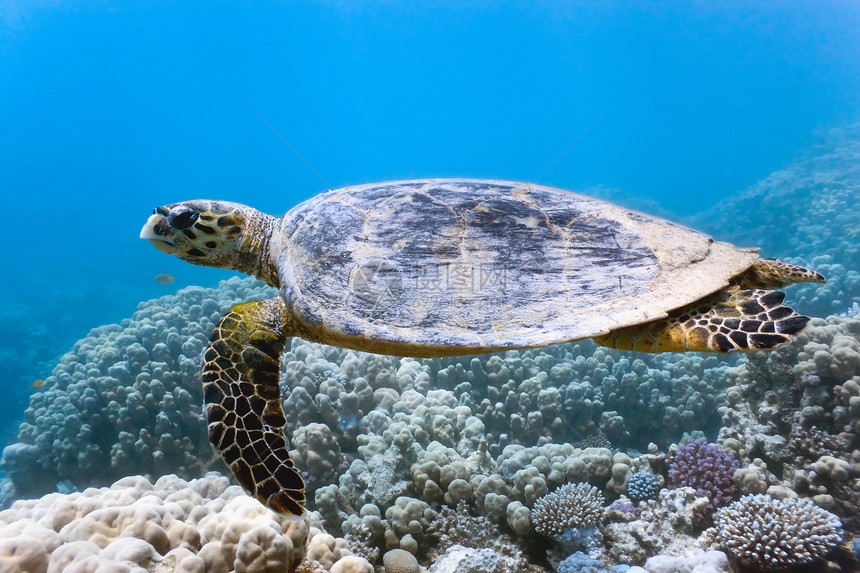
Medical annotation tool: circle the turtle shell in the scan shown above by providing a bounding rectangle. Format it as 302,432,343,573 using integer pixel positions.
275,179,759,357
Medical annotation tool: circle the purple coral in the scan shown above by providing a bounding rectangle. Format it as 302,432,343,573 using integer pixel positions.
668,439,738,511
608,499,635,515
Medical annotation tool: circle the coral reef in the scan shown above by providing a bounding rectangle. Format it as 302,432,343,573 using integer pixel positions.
1,277,277,501
625,473,659,502
557,551,636,573
667,440,738,512
2,273,857,570
428,545,521,573
424,501,539,572
532,482,605,540
602,487,711,565
1,276,739,511
713,493,843,569
718,314,860,530
642,550,729,573
0,472,318,573
4,129,860,571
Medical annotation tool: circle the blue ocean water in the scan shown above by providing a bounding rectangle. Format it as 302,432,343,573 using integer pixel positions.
1,0,859,484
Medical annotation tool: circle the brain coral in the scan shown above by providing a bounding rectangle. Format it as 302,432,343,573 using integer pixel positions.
714,494,843,568
382,548,419,573
531,482,605,540
668,440,738,511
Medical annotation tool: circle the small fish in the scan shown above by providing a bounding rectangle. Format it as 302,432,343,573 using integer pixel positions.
32,379,45,389
154,273,175,285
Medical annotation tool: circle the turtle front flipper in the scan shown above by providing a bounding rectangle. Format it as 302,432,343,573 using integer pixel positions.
593,287,810,353
203,297,305,516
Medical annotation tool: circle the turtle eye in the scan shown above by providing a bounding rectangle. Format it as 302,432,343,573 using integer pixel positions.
169,209,199,230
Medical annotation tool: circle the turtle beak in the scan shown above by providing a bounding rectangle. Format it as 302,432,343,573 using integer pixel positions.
140,213,179,254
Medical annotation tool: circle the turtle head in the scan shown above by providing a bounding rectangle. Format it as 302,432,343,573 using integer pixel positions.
141,200,280,286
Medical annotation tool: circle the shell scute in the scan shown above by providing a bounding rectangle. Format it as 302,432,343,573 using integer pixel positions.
278,179,758,355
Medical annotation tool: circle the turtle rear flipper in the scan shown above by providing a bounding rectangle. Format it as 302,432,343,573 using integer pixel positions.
734,258,826,289
594,287,810,353
203,297,306,516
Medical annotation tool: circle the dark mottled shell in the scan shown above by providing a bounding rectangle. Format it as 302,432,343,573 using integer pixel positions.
276,179,758,356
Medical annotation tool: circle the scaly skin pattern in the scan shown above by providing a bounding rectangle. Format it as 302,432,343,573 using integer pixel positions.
733,258,826,290
593,258,825,353
202,297,306,516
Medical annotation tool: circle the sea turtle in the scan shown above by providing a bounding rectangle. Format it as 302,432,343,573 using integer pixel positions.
140,179,824,516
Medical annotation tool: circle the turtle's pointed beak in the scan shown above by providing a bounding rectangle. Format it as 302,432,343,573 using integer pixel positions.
140,213,179,254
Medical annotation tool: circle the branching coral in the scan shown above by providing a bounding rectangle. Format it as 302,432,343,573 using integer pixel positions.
531,482,604,540
668,440,738,512
714,494,843,569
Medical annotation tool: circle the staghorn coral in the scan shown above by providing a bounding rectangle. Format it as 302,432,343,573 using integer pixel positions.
531,482,605,540
713,494,844,569
668,440,738,512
